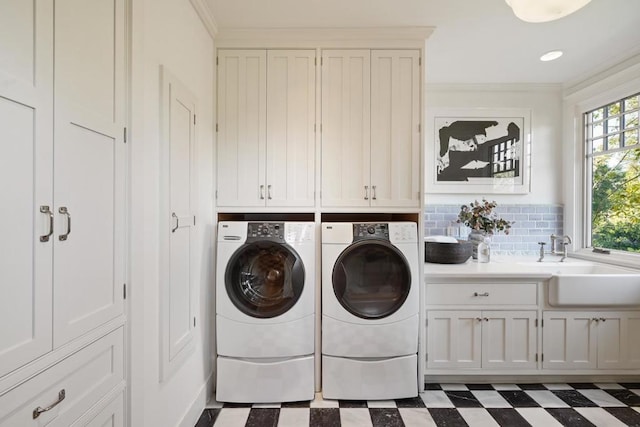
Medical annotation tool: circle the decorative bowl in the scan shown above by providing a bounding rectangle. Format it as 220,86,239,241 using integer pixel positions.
425,240,472,264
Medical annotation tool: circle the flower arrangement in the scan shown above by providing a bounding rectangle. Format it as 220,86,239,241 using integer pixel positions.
457,199,512,235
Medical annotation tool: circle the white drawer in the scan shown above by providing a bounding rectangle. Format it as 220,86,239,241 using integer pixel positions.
71,388,124,427
0,328,124,427
427,282,537,306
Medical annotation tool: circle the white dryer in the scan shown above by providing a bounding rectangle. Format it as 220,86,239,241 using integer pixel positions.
216,221,315,403
321,222,419,400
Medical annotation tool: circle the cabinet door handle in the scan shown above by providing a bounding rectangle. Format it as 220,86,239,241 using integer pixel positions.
171,212,179,233
364,185,369,200
476,317,482,322
40,205,54,242
592,318,599,323
473,292,489,297
33,389,65,419
267,184,272,200
58,207,71,241
372,185,377,200
259,185,265,200
484,317,489,322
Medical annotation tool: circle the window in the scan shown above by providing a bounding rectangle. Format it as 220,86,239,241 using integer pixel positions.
585,93,640,253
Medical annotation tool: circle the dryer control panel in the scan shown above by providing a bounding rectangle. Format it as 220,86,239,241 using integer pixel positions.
246,222,285,243
353,223,389,241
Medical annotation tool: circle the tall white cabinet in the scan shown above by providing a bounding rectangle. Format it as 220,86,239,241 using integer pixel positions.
321,49,421,208
216,49,316,208
0,0,126,425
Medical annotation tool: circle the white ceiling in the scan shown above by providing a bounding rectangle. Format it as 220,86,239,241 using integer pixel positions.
206,0,640,85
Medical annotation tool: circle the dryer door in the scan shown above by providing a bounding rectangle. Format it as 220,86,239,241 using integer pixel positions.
225,241,305,318
332,240,411,319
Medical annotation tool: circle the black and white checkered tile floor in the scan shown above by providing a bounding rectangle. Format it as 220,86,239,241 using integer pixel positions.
195,383,640,426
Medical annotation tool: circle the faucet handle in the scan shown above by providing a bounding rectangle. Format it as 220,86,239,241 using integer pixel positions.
538,241,546,246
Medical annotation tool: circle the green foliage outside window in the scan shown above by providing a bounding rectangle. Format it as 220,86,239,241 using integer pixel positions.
589,93,640,253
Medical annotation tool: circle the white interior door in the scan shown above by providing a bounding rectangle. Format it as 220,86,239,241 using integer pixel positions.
321,49,371,207
266,50,316,207
0,0,53,376
53,0,126,347
216,50,266,207
370,50,420,208
159,66,197,381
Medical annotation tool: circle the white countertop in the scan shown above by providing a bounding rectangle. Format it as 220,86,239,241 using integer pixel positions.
423,256,596,280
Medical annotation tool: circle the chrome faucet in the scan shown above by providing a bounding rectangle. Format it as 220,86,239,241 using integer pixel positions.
537,241,546,262
560,235,572,262
538,234,572,262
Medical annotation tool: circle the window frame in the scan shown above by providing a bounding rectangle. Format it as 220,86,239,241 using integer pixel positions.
563,65,640,269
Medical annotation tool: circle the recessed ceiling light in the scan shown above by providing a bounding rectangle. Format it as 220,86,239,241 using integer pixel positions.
540,50,563,61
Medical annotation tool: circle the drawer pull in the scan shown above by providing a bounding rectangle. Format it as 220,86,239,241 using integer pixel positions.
33,389,65,419
473,292,490,297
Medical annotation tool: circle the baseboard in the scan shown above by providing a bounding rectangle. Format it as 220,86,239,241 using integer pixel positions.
178,371,215,427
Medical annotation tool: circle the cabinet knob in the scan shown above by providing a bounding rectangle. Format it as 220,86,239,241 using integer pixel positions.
476,317,482,322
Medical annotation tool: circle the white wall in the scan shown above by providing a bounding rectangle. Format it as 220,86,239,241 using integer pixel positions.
425,84,563,205
130,0,215,426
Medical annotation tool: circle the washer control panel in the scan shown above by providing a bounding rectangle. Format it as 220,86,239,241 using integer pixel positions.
246,222,285,243
353,223,389,241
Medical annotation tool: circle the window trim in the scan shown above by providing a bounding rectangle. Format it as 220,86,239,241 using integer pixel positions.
563,61,640,268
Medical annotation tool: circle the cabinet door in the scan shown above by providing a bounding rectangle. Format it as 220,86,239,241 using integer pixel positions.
217,50,267,207
0,0,53,377
370,50,420,208
52,0,126,346
597,311,640,370
266,50,316,207
482,311,536,369
427,311,481,369
159,68,197,381
542,312,597,370
321,49,371,207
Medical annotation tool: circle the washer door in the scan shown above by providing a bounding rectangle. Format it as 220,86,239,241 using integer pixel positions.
225,241,305,318
332,239,411,319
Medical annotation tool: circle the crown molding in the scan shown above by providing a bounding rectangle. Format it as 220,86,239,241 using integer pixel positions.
189,0,218,39
215,27,434,48
426,82,562,93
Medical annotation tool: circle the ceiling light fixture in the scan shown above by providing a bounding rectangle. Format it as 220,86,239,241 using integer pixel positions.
505,0,592,23
540,50,564,61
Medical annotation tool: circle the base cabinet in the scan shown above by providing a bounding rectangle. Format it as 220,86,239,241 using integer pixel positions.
542,311,640,370
427,310,537,370
0,328,124,427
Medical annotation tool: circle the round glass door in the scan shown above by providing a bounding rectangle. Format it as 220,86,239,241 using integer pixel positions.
332,240,411,319
225,241,305,318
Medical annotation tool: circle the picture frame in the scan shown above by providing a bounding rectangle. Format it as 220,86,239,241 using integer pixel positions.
425,108,531,194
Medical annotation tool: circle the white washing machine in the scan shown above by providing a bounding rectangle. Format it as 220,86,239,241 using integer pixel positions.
321,222,419,400
216,221,315,403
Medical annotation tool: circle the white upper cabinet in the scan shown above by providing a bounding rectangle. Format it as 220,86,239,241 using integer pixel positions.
216,49,316,208
0,0,54,378
321,49,420,208
266,50,316,207
217,50,266,207
370,50,421,207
